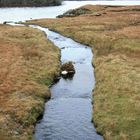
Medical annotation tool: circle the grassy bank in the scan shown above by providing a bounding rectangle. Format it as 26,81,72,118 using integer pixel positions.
25,5,140,140
0,24,60,140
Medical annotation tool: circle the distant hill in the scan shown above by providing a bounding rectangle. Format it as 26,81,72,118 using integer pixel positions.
0,0,62,7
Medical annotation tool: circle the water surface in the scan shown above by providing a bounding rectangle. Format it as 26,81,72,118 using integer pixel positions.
31,26,103,140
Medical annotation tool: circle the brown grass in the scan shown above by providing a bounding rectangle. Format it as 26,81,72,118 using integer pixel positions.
25,5,140,140
0,24,60,140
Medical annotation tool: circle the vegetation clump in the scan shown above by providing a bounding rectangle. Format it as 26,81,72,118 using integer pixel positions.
61,62,75,78
61,62,75,72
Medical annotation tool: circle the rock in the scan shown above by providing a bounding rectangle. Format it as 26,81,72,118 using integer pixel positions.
61,71,68,75
61,62,75,79
61,62,75,73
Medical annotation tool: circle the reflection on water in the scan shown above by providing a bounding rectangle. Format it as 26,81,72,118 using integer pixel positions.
32,25,103,140
0,1,140,23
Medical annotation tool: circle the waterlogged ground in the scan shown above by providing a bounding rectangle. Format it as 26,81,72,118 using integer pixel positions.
32,26,103,140
26,5,140,140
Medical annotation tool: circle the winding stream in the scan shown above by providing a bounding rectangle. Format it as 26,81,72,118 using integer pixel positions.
31,26,103,140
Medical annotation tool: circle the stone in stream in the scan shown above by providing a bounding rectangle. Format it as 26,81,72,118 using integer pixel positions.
61,62,75,79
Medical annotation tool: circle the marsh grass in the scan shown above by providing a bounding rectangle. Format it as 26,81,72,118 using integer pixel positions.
25,5,140,140
0,24,60,139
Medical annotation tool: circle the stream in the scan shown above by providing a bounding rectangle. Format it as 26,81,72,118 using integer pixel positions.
30,26,103,140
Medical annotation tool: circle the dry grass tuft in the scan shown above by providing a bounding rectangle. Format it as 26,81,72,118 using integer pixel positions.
25,5,140,140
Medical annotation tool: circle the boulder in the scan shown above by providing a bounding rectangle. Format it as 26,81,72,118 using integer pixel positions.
61,71,68,75
61,62,75,78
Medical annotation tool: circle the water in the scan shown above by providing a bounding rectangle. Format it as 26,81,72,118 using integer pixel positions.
0,1,140,23
30,26,103,140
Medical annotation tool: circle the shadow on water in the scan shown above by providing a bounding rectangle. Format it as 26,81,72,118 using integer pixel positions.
30,25,103,140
